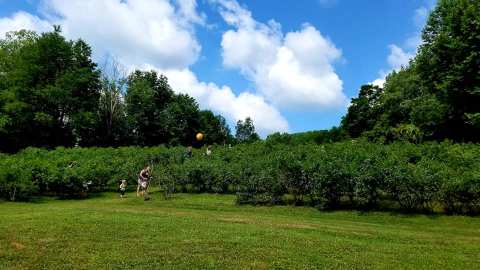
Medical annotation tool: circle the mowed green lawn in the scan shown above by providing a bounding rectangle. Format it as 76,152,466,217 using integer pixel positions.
1,192,479,270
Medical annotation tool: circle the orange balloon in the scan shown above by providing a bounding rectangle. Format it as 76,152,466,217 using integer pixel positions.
196,133,204,141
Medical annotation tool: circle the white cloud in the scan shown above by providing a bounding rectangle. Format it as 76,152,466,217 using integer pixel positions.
387,44,414,70
221,23,281,75
371,1,435,86
41,0,202,70
0,0,289,136
159,68,289,136
216,0,347,110
371,77,386,88
370,45,413,87
176,0,206,26
0,11,51,38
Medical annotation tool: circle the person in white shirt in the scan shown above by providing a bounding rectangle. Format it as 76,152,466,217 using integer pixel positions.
137,166,151,200
206,145,212,156
119,179,127,199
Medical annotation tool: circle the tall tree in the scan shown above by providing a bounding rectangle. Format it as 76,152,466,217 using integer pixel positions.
235,117,259,143
414,0,480,141
94,57,129,146
341,84,383,138
198,110,233,145
0,27,100,151
125,70,174,145
162,94,201,146
0,30,39,149
342,0,480,143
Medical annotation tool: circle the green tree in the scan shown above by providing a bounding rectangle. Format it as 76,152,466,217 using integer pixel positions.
415,0,480,141
162,94,201,146
341,84,383,138
0,27,100,152
198,110,232,145
368,69,425,142
124,70,235,147
94,58,129,146
0,30,38,146
235,117,259,143
125,70,174,145
342,0,480,143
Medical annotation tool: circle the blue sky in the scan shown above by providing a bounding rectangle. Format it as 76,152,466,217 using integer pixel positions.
0,0,435,136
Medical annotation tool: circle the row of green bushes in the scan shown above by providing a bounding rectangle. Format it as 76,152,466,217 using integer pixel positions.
0,146,182,200
1,141,479,214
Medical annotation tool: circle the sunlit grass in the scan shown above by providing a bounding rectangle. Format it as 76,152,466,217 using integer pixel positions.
1,191,479,269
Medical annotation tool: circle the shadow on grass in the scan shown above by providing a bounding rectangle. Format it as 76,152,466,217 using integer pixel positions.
4,191,476,219
18,191,114,204
273,198,447,218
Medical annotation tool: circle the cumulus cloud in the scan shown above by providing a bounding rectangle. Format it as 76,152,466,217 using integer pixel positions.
216,0,347,110
175,0,206,26
41,0,202,70
0,0,289,135
387,44,414,70
0,11,51,38
160,69,289,135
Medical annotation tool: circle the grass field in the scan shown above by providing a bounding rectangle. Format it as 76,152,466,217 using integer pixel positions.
1,191,479,270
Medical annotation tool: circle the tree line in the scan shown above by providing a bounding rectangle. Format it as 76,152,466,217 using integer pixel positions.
0,27,261,153
341,0,480,143
261,0,479,146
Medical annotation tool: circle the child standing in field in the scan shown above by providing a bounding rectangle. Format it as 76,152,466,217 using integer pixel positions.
119,180,127,199
206,145,212,156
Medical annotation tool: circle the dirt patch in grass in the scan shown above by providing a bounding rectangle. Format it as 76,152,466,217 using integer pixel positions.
11,241,26,251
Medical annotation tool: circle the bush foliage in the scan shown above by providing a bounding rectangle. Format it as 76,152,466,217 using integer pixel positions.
1,141,479,215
